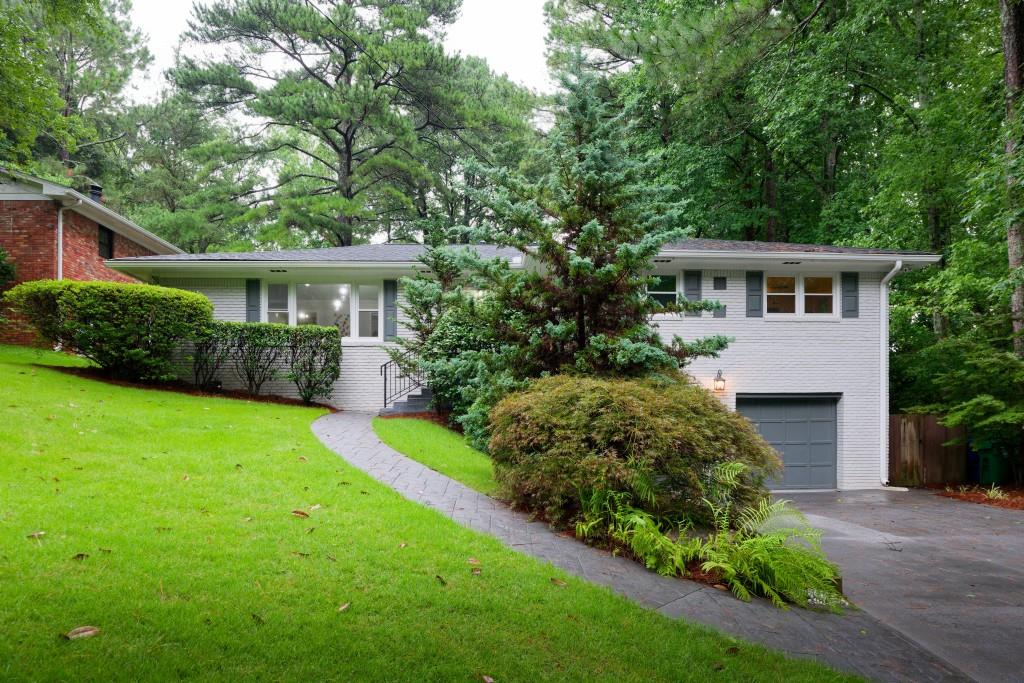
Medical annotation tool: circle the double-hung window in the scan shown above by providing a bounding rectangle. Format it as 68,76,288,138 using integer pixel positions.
357,284,380,337
766,275,836,318
267,284,290,324
648,275,678,307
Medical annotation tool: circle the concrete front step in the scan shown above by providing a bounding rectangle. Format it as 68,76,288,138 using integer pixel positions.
378,387,435,416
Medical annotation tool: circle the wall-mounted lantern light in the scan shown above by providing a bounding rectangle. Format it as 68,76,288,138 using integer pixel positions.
713,369,726,393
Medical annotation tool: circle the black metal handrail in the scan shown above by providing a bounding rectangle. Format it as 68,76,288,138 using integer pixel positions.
380,351,424,408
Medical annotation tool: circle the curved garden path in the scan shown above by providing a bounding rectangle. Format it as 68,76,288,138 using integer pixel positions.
312,412,968,683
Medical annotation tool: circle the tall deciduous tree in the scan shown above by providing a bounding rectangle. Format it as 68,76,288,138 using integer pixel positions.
34,0,151,174
1002,0,1024,356
0,0,100,162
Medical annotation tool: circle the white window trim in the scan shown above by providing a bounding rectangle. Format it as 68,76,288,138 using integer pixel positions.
262,279,385,342
648,272,680,305
763,273,840,321
353,283,384,341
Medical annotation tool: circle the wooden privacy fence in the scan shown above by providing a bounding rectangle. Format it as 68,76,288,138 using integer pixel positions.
888,414,967,487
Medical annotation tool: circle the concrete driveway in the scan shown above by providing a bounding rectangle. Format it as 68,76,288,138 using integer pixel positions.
790,489,1024,683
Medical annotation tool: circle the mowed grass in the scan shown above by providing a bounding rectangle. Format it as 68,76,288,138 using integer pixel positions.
373,417,498,495
0,345,853,682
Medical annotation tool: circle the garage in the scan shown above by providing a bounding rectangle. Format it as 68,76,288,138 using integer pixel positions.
736,395,838,489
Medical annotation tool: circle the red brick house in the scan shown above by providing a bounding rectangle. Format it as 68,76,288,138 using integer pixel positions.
0,168,183,344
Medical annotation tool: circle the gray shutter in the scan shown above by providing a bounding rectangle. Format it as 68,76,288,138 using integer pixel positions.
746,271,763,317
841,272,859,318
713,304,727,319
683,270,702,317
383,279,398,340
245,279,260,322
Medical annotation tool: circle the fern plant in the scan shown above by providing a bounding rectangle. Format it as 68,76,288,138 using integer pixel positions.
575,462,845,611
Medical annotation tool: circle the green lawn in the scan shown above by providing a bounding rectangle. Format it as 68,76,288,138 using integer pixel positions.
0,344,852,682
373,416,498,495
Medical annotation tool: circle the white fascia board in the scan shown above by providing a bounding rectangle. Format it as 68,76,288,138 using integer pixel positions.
106,258,527,276
657,249,940,270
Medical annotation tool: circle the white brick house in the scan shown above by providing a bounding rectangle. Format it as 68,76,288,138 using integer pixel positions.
108,238,938,491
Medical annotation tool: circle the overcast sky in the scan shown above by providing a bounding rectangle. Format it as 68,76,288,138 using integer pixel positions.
127,0,555,102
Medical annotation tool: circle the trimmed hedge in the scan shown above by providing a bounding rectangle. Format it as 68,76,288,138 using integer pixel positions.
3,280,212,381
192,321,341,404
488,374,781,527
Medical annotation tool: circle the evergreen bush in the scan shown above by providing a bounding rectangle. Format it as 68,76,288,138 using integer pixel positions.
488,374,780,526
3,280,212,381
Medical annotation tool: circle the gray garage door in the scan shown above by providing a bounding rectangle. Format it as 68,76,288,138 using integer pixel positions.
736,396,838,489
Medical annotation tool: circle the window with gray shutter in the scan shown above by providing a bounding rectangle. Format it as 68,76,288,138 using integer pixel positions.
746,271,763,317
841,272,859,318
245,279,261,322
683,270,702,317
383,279,398,340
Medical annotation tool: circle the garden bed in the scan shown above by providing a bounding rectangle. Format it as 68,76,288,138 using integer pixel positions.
935,484,1024,510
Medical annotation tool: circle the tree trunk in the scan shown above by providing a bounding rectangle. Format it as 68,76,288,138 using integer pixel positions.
1001,0,1024,356
762,151,778,242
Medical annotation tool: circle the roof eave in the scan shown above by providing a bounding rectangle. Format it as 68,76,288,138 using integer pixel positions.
657,249,941,266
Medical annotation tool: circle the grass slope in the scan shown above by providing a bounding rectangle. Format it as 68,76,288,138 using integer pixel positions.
373,417,498,495
0,345,851,682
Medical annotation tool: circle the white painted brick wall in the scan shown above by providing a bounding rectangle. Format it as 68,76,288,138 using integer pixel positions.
164,271,889,487
162,278,412,413
654,270,884,490
159,278,247,322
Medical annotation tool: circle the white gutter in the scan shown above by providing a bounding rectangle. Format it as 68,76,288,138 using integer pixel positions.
879,259,903,486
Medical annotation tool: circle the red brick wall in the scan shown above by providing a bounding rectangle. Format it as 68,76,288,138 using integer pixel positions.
0,200,158,344
0,200,57,344
61,210,155,282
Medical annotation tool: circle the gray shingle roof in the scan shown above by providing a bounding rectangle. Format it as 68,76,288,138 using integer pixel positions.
108,243,522,263
662,238,935,256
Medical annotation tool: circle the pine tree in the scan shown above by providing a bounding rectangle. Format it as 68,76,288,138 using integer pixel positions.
467,64,730,376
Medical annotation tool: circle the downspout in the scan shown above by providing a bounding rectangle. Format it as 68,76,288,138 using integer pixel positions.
55,199,82,280
56,206,63,280
879,259,903,486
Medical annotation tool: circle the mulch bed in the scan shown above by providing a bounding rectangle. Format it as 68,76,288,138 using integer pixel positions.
933,485,1024,510
38,364,337,411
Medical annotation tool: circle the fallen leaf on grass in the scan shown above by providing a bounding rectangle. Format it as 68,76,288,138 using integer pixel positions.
479,676,495,683
243,517,253,523
298,456,307,462
291,551,310,558
471,568,482,576
398,542,407,549
435,575,447,586
309,504,322,512
306,527,316,534
182,474,190,481
550,578,567,587
725,646,739,655
291,510,310,518
326,555,337,563
712,584,728,591
467,558,481,565
63,626,100,640
98,548,112,554
337,602,350,612
251,613,264,625
26,531,45,540
71,553,88,561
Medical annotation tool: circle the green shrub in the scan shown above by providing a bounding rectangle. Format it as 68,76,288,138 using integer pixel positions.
192,321,233,390
3,280,212,381
0,247,14,289
488,374,780,526
221,322,290,395
195,321,341,402
287,325,341,404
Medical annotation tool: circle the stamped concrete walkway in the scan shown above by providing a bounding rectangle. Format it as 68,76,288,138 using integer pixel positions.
312,412,969,682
